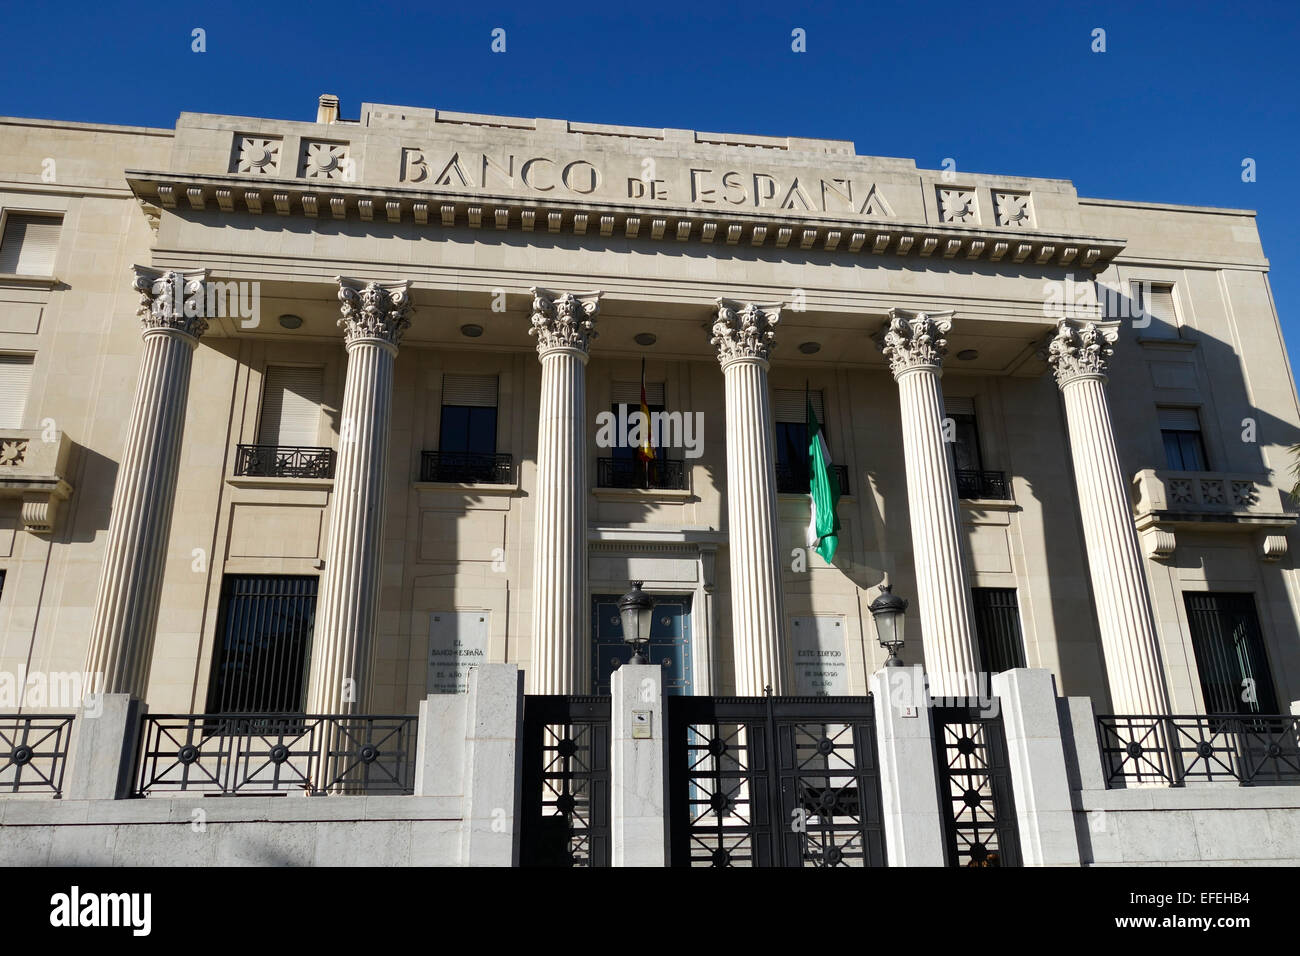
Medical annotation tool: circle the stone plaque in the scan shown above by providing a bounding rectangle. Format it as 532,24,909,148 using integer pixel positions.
427,611,489,694
791,616,848,696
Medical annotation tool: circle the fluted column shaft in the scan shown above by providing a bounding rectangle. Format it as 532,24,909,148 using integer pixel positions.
711,300,787,695
1046,320,1170,715
528,288,601,694
723,357,787,695
305,278,411,714
880,309,979,697
85,267,208,698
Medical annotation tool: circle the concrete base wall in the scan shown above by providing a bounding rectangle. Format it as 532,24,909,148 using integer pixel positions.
0,796,462,866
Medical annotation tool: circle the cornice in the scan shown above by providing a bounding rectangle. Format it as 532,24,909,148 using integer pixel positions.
125,169,1127,272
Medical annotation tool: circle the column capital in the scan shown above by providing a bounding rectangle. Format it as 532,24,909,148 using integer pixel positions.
336,277,413,349
132,265,210,341
876,308,952,379
1041,318,1120,388
529,287,601,356
710,298,780,367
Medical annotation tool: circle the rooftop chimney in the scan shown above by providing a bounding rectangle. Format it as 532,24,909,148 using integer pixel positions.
316,94,340,124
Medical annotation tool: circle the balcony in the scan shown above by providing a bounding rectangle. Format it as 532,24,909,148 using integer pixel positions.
1131,468,1297,560
597,457,686,491
775,463,850,496
235,444,335,479
420,451,513,484
956,470,1009,500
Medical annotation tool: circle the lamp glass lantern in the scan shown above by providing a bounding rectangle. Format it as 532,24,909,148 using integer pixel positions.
868,574,909,666
618,580,654,665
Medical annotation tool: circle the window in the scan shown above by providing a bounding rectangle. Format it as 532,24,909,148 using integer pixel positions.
0,354,34,428
972,588,1027,674
947,398,1009,499
422,374,508,483
1131,280,1179,339
0,213,62,275
1183,592,1279,715
773,388,827,494
1159,407,1207,471
258,365,323,447
599,380,683,489
204,575,318,714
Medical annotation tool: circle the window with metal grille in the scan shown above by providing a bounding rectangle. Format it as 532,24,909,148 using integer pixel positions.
972,588,1027,675
258,366,324,447
0,213,62,275
945,397,983,473
204,575,318,715
603,379,671,487
0,354,34,428
1158,406,1208,471
1183,592,1279,715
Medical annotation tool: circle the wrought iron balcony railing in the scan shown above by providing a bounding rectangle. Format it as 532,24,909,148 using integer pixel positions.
775,463,850,496
956,469,1009,500
0,714,75,797
234,444,335,479
1097,714,1300,787
420,451,513,484
597,457,687,490
136,713,418,796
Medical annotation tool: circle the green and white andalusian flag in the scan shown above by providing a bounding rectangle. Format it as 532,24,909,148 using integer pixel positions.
806,395,841,564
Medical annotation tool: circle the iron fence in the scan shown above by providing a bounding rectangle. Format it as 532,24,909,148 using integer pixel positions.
0,714,75,797
234,444,335,479
1097,714,1300,787
136,713,417,796
419,451,513,484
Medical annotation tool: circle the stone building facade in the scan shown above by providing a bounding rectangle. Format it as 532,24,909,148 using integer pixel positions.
1,97,1298,866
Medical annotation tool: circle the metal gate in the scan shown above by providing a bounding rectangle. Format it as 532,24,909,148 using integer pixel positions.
666,695,886,867
932,702,1021,866
517,695,611,867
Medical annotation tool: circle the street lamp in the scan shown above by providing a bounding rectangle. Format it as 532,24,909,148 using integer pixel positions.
868,573,908,666
618,580,654,665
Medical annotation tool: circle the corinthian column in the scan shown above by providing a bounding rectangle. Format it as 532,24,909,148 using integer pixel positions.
711,299,787,695
878,309,979,697
1044,319,1170,715
304,278,412,715
84,266,209,698
528,287,601,694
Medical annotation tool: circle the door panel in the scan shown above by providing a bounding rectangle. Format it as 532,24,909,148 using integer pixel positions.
592,594,692,695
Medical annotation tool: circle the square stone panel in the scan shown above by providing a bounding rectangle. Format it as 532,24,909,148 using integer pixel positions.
300,140,352,181
230,135,281,175
994,191,1034,228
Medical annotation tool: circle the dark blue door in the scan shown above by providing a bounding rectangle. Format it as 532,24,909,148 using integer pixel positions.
592,594,692,695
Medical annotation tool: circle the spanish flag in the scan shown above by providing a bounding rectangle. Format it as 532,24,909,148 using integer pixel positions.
638,357,655,463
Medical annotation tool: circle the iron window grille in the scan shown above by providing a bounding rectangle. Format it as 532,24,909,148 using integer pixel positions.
419,451,513,484
234,444,335,479
596,456,686,490
955,470,1009,500
775,462,849,496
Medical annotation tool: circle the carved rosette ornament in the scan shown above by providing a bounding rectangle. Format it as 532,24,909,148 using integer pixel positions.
877,308,953,378
710,299,780,367
529,287,602,355
336,277,413,349
1042,318,1120,387
133,265,210,340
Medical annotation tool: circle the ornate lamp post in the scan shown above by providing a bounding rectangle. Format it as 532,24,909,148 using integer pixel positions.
618,581,654,665
869,574,909,667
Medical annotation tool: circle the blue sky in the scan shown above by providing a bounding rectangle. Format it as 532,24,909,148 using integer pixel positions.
3,0,1298,370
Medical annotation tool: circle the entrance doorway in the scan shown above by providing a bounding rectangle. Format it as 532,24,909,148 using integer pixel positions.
591,594,693,695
